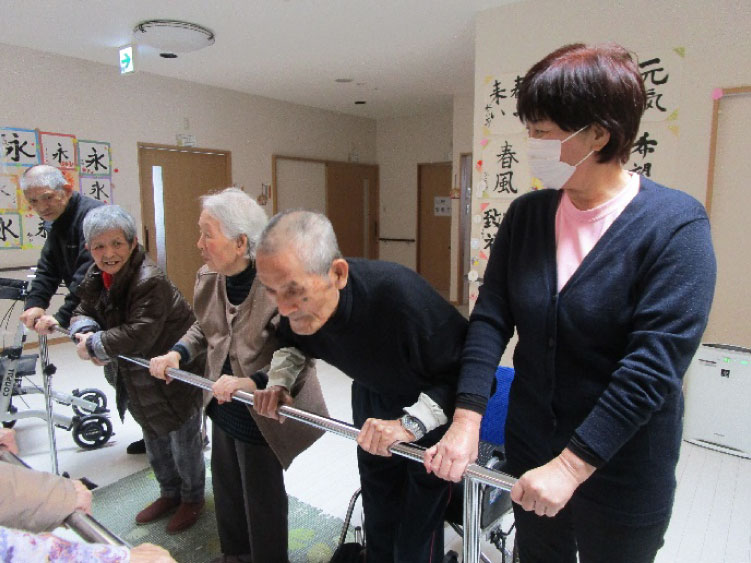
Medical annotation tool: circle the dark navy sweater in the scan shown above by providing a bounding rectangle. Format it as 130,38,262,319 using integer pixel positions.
458,177,716,524
278,258,467,416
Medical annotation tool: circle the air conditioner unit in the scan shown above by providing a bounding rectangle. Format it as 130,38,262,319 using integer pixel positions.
683,343,751,458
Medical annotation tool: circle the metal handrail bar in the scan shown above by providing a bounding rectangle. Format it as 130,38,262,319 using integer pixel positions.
54,326,516,562
0,450,130,547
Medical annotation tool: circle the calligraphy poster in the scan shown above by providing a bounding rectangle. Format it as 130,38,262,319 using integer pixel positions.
40,132,77,169
478,133,533,199
21,213,46,249
80,176,114,204
477,73,526,136
0,174,20,210
1,127,39,167
639,49,683,123
0,211,23,249
629,121,679,187
78,140,111,176
2,125,113,253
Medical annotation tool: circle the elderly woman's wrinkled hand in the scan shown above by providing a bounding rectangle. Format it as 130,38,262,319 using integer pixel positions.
149,351,180,383
74,333,93,361
72,479,93,515
129,543,177,563
212,375,256,404
0,428,19,455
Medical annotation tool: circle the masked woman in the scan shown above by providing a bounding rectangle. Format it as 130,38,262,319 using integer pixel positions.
427,43,716,563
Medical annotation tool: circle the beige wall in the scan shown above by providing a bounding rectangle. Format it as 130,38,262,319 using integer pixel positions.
1,42,376,269
376,110,453,269
473,0,751,362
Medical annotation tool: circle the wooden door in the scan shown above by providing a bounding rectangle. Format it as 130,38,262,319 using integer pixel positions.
458,153,473,305
325,162,379,259
138,144,231,302
417,162,452,296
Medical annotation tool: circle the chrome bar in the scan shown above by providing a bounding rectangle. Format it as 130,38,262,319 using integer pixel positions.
39,334,60,475
0,450,130,547
53,326,517,561
464,477,481,563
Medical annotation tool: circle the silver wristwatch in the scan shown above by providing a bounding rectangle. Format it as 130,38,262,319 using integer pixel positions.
400,414,427,441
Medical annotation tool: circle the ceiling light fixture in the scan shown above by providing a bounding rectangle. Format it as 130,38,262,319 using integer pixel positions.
133,20,215,56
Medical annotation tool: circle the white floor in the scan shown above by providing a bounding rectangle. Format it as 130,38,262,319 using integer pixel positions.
7,341,751,562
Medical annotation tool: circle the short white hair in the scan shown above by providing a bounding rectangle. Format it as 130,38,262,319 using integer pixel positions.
258,210,342,276
83,205,137,244
20,165,67,192
200,188,268,259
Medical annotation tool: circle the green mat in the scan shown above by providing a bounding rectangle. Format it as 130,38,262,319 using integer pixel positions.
93,463,347,563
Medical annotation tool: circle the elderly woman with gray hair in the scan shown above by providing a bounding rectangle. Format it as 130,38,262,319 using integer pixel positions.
69,204,206,535
149,188,327,563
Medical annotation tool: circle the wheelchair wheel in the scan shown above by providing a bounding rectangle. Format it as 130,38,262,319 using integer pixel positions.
72,414,113,449
2,404,18,428
72,388,108,416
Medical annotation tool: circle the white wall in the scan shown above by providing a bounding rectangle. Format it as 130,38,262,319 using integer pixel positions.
0,43,377,268
376,111,453,269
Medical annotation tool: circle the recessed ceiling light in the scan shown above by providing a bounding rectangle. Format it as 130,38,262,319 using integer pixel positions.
335,78,353,83
355,101,366,105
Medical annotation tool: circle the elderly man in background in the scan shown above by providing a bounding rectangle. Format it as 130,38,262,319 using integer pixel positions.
252,210,468,563
18,164,102,335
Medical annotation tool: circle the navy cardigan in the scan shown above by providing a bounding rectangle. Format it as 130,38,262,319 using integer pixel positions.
458,177,716,524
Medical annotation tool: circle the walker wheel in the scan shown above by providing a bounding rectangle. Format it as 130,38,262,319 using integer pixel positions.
1,404,17,428
72,388,108,415
72,414,113,449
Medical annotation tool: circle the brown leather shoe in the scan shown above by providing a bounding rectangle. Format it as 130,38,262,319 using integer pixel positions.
166,499,205,534
135,497,180,524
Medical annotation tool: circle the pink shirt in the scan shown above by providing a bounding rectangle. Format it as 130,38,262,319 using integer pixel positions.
556,173,640,292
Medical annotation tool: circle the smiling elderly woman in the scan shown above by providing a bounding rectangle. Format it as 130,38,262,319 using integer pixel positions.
69,204,206,535
150,188,327,563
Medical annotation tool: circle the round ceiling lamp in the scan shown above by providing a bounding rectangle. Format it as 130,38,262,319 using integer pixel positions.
133,20,215,55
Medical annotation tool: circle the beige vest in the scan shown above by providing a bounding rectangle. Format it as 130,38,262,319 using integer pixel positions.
179,265,328,469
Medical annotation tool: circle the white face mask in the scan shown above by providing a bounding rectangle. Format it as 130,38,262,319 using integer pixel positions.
527,126,593,190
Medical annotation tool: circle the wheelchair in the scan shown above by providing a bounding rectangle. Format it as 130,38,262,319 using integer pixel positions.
0,276,113,450
333,367,518,563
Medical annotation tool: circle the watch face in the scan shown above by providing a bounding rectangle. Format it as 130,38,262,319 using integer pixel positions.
401,415,424,439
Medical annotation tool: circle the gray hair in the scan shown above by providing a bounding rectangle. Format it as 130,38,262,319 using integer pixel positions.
83,205,137,245
200,187,268,259
257,210,342,276
20,165,67,192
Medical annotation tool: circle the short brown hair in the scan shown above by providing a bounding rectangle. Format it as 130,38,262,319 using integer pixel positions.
517,43,646,164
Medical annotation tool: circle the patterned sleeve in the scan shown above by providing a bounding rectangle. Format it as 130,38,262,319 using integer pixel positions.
0,526,130,562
